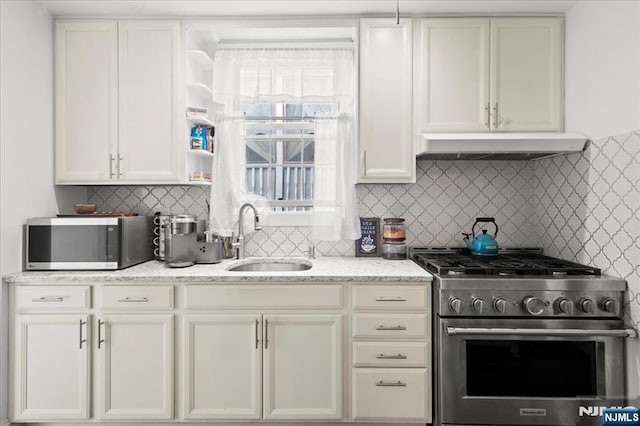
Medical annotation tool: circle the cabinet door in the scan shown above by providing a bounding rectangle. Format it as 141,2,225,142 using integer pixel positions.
118,21,181,183
359,19,414,183
55,21,118,183
98,315,173,419
490,18,563,131
184,315,262,419
263,315,342,419
13,315,90,421
417,19,491,132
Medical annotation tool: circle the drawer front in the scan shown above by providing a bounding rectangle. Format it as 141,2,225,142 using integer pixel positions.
353,341,428,367
15,286,91,310
100,286,174,310
352,314,428,339
184,285,342,309
352,368,428,421
352,285,427,310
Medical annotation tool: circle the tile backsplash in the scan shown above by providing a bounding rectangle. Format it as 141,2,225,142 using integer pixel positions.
87,131,640,330
88,159,539,256
532,130,640,332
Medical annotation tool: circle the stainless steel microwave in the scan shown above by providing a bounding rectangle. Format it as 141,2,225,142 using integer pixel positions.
24,216,153,270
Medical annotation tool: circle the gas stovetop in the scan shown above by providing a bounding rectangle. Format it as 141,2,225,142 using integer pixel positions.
409,247,601,277
409,247,625,318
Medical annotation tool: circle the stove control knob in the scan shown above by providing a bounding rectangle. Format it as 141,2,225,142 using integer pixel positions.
578,298,595,314
522,296,545,316
600,297,618,314
493,297,508,313
449,297,464,314
472,297,487,314
556,298,574,315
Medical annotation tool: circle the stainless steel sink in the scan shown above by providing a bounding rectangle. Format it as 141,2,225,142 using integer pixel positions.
226,259,312,272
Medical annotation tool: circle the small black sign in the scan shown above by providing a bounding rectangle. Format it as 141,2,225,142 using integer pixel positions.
355,217,381,257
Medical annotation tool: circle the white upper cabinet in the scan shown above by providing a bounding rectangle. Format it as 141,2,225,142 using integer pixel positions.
416,17,563,133
417,19,490,132
117,21,181,183
490,18,563,131
358,19,415,183
55,20,182,185
55,21,118,183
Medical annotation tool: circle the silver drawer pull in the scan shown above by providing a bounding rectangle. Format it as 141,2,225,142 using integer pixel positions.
117,297,149,303
376,353,407,360
32,296,64,302
375,297,407,302
376,380,406,387
376,325,407,331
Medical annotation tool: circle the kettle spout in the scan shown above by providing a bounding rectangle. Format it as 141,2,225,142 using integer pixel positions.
462,233,473,249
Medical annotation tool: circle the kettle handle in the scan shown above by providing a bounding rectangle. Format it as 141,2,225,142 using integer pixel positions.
472,217,498,238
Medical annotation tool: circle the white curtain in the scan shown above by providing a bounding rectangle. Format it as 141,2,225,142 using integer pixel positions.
211,47,361,242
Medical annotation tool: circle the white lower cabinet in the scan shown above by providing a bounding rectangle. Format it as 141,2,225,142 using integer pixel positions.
98,314,174,420
263,315,342,419
352,368,428,421
184,315,262,419
184,314,342,420
13,315,90,421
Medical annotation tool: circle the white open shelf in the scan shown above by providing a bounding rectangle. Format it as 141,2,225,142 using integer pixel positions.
186,115,215,127
187,49,213,71
187,82,213,99
187,148,214,158
188,179,212,186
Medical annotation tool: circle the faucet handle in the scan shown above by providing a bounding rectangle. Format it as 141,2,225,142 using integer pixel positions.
307,245,316,259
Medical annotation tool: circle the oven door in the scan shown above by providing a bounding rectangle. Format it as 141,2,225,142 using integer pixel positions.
437,317,635,426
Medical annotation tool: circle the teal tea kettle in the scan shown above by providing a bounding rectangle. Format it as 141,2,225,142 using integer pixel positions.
462,217,499,256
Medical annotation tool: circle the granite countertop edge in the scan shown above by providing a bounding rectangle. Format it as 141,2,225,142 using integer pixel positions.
3,257,433,284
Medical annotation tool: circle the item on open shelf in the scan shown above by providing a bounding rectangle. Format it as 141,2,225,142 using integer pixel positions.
206,127,215,153
186,106,208,118
190,126,205,150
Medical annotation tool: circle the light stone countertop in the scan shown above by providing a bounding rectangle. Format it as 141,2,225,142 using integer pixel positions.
3,256,432,284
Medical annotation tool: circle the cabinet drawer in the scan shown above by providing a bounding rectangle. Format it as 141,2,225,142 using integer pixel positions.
100,286,174,310
352,285,427,310
15,286,91,310
184,285,342,309
353,342,428,367
353,314,428,339
352,368,428,421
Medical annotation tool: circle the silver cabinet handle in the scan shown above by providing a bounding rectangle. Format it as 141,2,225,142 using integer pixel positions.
79,319,87,349
255,319,260,350
376,353,407,360
376,325,407,331
32,296,64,302
98,319,105,349
363,151,367,177
446,326,638,338
375,297,407,302
264,319,269,349
485,102,491,128
117,155,124,177
376,380,406,387
109,154,116,178
117,297,149,303
493,102,499,128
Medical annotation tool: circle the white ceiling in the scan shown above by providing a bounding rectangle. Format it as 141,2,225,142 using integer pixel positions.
35,0,581,17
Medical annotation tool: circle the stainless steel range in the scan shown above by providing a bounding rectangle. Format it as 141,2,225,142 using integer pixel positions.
409,247,637,426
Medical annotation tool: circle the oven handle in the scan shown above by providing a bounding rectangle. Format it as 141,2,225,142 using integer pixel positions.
446,326,637,338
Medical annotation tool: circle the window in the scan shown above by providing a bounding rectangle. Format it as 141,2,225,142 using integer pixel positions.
242,102,335,212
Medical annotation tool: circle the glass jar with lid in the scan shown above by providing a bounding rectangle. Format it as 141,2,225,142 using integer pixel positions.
382,240,407,260
382,218,406,241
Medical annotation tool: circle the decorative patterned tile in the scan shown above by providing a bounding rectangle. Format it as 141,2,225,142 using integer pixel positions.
87,131,639,334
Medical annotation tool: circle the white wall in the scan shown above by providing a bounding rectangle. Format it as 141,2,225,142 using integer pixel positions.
565,0,640,139
565,0,640,405
0,1,86,423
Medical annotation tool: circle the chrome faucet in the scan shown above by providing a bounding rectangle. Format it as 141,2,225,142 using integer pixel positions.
232,203,262,259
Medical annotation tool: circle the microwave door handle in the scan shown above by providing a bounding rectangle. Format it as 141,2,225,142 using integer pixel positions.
446,327,638,338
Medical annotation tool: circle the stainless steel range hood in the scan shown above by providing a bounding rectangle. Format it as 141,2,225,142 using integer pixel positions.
417,133,588,160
